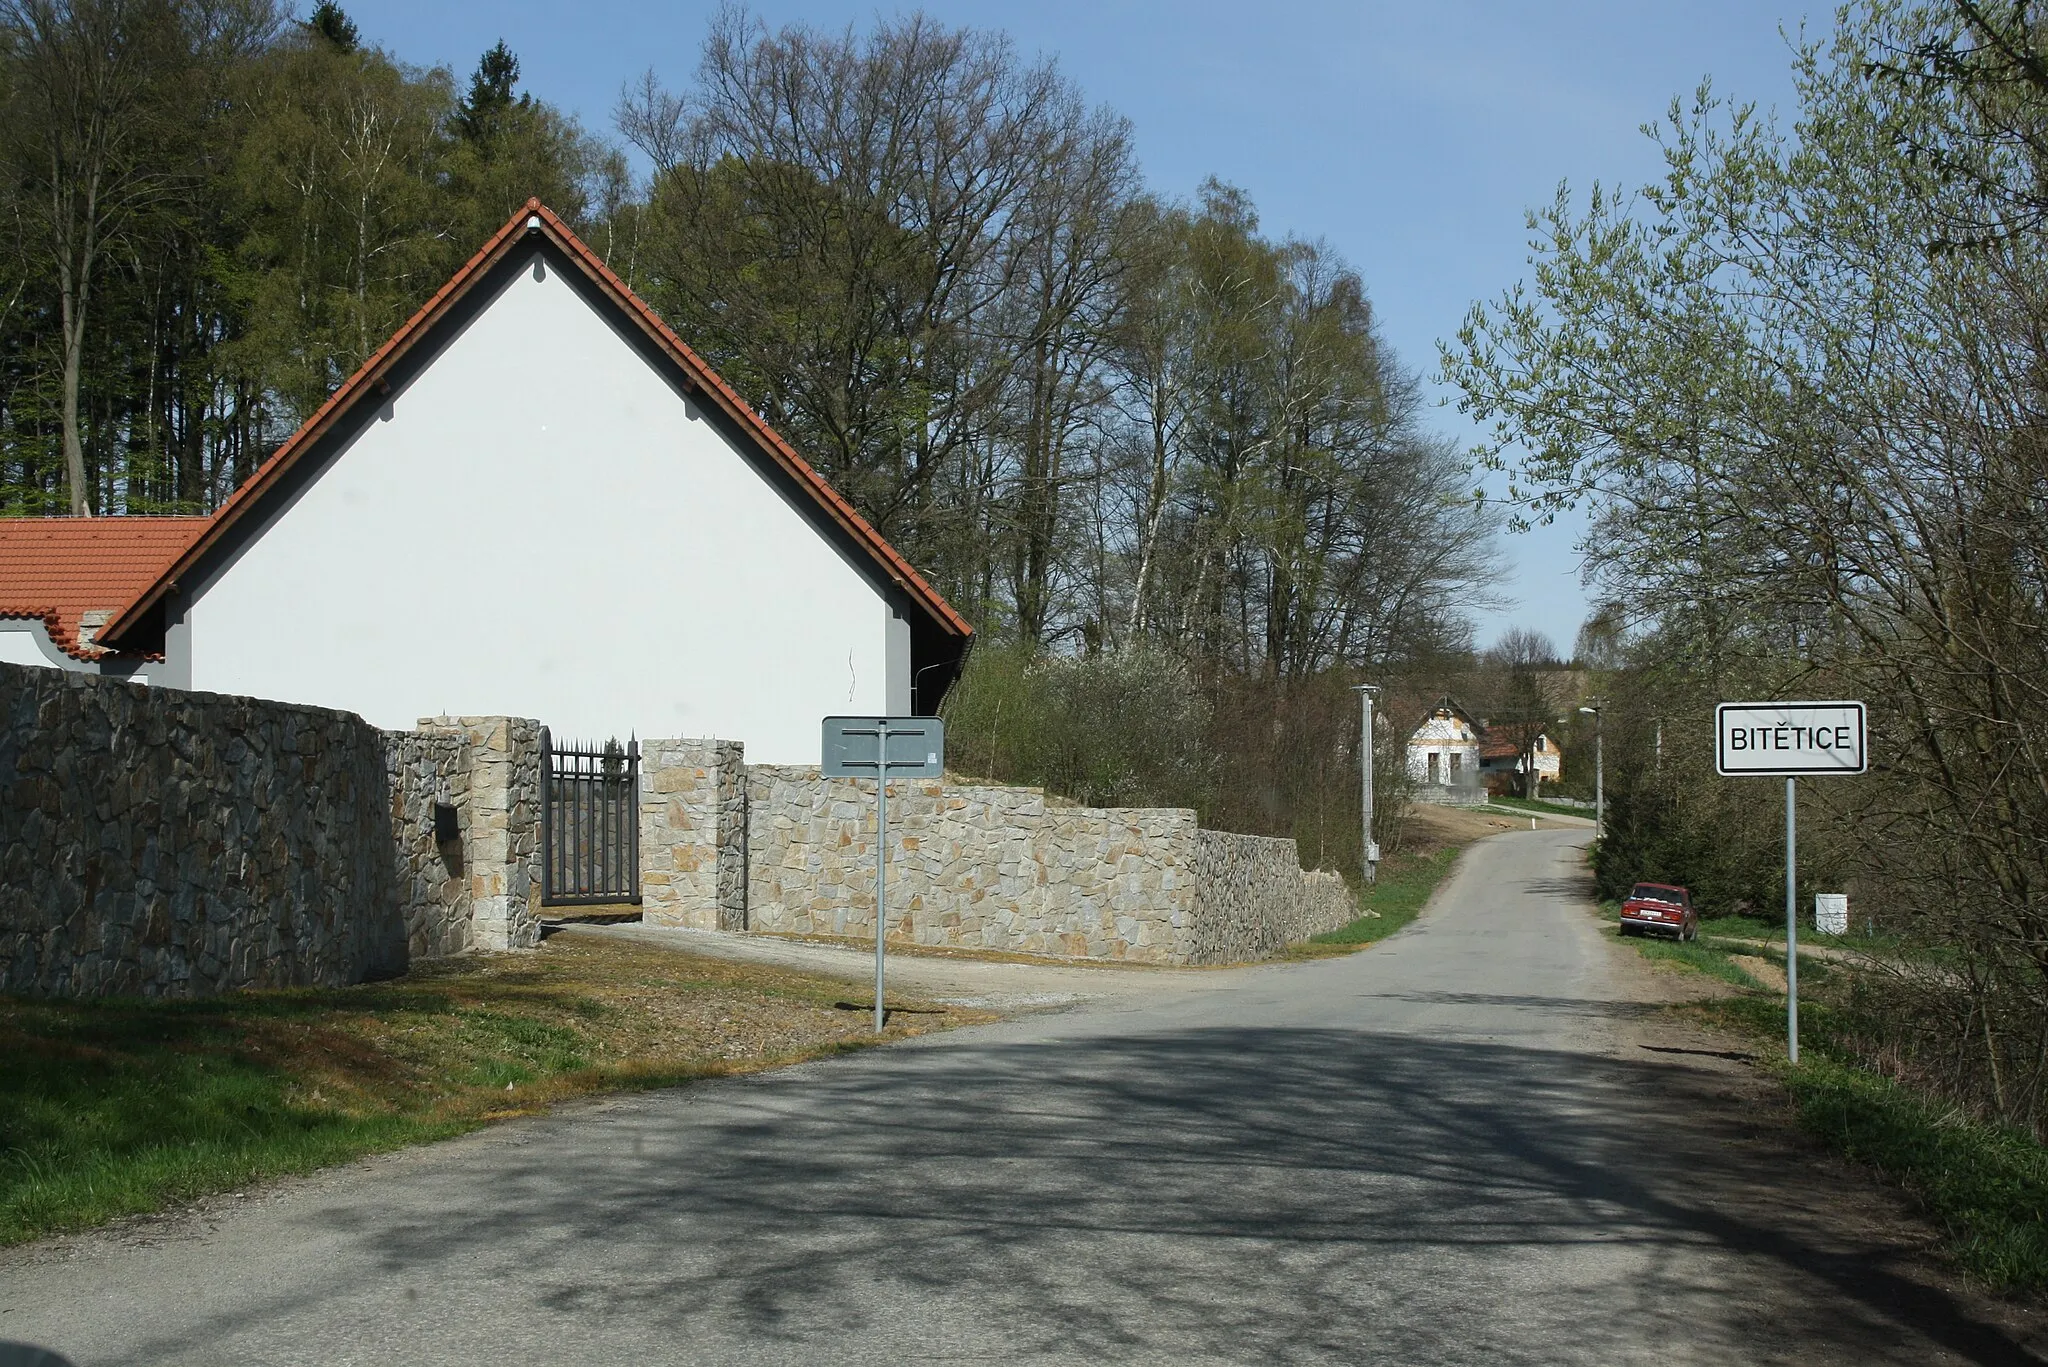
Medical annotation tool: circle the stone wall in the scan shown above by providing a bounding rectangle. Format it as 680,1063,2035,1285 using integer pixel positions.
1,660,546,998
1189,831,1358,963
0,660,406,997
412,717,543,951
731,763,1351,965
386,729,473,958
640,738,746,931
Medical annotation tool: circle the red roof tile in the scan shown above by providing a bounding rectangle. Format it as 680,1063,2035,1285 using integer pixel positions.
0,517,207,659
101,199,972,651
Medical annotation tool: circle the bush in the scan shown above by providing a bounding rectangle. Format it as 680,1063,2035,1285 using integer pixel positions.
940,644,1215,810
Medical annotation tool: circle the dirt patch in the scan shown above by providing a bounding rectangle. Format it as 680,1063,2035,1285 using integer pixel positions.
1733,953,1790,993
1400,803,1562,853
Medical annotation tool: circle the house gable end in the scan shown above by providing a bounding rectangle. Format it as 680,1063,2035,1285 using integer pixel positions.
101,201,969,664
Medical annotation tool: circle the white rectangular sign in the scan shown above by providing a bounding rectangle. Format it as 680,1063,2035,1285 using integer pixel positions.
1715,701,1867,776
1815,893,1849,935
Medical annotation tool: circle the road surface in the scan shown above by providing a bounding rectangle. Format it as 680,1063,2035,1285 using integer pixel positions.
2,829,2037,1365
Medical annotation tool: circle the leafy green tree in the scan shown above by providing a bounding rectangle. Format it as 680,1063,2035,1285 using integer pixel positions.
1444,0,2048,1127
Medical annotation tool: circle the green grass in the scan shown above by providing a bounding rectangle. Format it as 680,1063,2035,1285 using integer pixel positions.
1626,936,1769,990
1597,889,2048,1294
1294,845,1465,954
1485,794,1596,820
1694,913,1928,960
1706,993,2048,1294
0,937,969,1247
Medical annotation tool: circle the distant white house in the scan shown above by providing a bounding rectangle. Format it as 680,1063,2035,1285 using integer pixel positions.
1480,729,1563,795
1406,696,1484,793
0,201,972,763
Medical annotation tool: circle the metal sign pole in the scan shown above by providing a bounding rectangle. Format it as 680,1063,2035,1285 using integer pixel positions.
1714,701,1864,1069
1785,775,1798,1064
820,715,946,1038
875,722,889,1035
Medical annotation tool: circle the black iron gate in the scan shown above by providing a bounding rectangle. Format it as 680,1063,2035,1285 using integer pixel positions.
540,728,641,906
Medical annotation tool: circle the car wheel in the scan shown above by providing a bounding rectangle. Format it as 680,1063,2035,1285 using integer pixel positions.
1617,925,1632,938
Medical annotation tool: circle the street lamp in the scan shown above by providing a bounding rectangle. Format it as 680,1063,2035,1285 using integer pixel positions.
1354,684,1381,885
1578,702,1604,839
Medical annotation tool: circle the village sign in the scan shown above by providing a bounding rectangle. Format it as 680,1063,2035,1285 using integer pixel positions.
1715,701,1867,1064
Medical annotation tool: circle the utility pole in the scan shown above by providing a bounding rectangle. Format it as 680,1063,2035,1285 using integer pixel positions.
1354,684,1380,884
1579,702,1604,838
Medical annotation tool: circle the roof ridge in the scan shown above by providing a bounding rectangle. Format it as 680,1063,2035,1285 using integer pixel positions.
100,199,969,650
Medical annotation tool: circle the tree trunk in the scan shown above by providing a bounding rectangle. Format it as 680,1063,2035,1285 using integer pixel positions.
59,274,91,516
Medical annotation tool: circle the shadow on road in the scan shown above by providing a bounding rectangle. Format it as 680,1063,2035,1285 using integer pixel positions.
108,1027,2039,1366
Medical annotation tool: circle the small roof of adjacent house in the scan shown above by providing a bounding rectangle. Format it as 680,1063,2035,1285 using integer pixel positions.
1479,730,1553,761
0,199,970,664
0,517,208,659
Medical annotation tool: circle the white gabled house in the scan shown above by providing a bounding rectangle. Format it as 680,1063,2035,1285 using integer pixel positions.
0,201,972,763
1406,695,1484,793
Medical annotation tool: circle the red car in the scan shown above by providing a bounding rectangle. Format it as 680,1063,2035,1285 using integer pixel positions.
1619,882,1697,941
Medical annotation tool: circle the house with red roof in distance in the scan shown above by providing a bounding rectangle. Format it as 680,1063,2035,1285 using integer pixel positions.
1479,729,1562,797
0,202,972,763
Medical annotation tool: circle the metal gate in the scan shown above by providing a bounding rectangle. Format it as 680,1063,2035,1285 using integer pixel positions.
540,728,641,906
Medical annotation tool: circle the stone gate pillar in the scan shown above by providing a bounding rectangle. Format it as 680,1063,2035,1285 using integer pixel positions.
640,738,746,930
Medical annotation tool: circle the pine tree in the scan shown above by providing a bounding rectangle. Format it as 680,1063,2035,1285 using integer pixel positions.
305,2,357,54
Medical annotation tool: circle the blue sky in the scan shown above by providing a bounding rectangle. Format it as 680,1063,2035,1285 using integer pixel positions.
341,0,1821,656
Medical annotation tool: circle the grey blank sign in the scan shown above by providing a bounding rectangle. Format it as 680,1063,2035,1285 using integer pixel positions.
821,716,945,779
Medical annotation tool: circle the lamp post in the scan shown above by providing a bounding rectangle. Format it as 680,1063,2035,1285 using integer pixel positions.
1354,684,1380,884
1578,702,1604,838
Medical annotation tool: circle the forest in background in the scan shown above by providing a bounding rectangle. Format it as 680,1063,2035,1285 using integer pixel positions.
0,0,1507,871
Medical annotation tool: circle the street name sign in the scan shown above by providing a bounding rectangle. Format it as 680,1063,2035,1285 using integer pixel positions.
1715,701,1866,777
821,716,945,779
820,716,946,1035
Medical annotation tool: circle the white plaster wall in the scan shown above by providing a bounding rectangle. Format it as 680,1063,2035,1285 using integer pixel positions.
0,624,59,669
182,249,894,763
1406,713,1481,782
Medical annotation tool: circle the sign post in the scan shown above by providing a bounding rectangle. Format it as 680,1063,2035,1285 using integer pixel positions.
1715,701,1867,1063
822,716,946,1034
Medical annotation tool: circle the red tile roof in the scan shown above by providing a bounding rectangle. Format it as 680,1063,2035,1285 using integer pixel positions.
0,517,207,659
1480,731,1552,761
100,199,971,652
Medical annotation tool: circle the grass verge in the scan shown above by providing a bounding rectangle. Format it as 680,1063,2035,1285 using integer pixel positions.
0,935,979,1247
1485,795,1596,820
1595,900,1770,991
1287,844,1465,957
1598,897,2048,1294
1705,993,2048,1294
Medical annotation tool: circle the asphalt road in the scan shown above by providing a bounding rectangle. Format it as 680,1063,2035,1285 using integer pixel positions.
2,829,2038,1366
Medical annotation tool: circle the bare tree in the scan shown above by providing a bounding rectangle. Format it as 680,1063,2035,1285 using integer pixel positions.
0,0,190,515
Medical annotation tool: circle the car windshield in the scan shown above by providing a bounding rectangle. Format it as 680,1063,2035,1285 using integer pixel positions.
1630,884,1680,903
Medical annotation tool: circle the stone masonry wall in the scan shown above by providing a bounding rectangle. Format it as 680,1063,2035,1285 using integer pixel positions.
0,660,406,997
743,766,1207,962
385,729,473,959
412,717,543,951
725,765,1358,966
1188,831,1358,963
640,738,746,931
1,659,546,998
